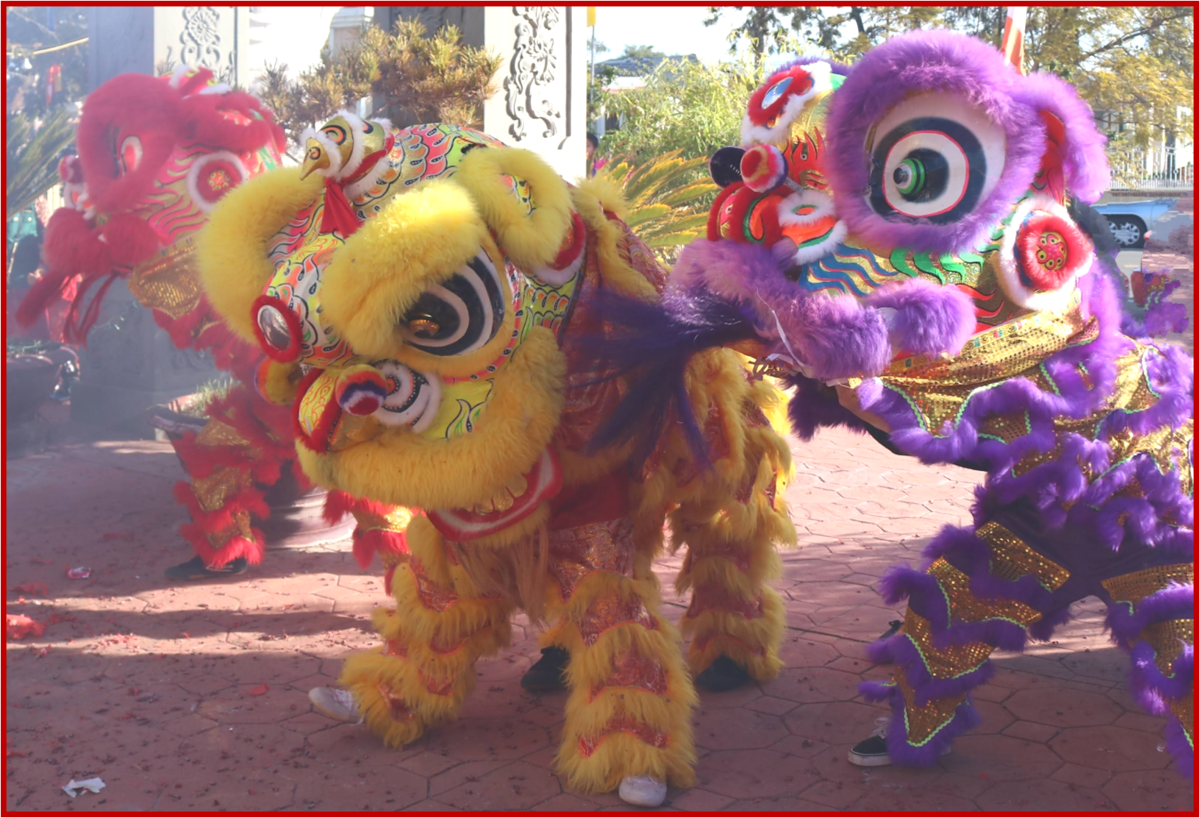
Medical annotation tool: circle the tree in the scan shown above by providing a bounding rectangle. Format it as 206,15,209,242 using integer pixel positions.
603,57,759,167
259,21,502,150
702,6,1193,151
622,44,666,59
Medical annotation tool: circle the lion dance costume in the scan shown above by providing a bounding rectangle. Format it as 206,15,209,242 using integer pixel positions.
610,32,1193,774
194,115,794,795
19,67,410,576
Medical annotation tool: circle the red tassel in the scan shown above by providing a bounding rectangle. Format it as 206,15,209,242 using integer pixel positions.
319,180,363,236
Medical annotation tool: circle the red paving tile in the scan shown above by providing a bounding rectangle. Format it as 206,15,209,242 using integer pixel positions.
6,422,1194,811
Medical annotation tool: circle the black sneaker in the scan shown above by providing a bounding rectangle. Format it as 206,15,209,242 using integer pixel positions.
694,655,750,692
520,647,569,691
847,717,893,767
164,556,249,581
847,717,950,767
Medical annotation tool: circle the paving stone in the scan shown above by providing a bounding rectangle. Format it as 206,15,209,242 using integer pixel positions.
694,748,818,800
1049,725,1173,772
976,778,1116,811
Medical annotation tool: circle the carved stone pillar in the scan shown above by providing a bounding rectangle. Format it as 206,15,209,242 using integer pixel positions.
79,7,249,437
379,6,587,181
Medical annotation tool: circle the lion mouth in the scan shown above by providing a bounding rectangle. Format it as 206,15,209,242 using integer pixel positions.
426,448,563,541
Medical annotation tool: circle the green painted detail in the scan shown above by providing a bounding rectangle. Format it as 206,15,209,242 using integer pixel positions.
913,252,945,281
959,251,986,265
881,382,930,432
890,248,920,277
939,254,968,276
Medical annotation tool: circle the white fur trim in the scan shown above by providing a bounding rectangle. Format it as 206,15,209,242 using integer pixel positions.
168,64,192,88
776,190,846,265
532,238,586,286
186,151,249,211
742,61,833,147
995,194,1091,312
299,127,344,179
196,83,232,96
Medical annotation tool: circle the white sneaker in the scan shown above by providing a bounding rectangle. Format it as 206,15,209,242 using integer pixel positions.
309,687,363,724
619,775,667,807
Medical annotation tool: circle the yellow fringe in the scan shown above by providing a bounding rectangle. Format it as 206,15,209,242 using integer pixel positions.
555,726,696,793
683,585,786,680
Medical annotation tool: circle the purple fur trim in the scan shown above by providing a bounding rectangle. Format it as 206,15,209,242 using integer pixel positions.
1140,301,1191,338
864,278,976,358
825,31,1047,254
861,682,983,766
1106,583,1195,643
1164,717,1195,777
783,373,871,441
673,238,894,380
1128,642,1193,709
1013,72,1111,203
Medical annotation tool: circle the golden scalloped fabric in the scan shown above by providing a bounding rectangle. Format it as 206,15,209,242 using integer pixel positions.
127,238,204,320
978,522,1070,590
896,671,965,745
1140,618,1194,676
927,557,1044,627
547,519,635,604
1101,563,1194,605
901,610,994,681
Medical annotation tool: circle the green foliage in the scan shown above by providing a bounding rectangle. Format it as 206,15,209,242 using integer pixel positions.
703,6,1193,150
598,150,716,262
602,58,760,167
258,20,502,150
186,377,234,418
5,106,75,221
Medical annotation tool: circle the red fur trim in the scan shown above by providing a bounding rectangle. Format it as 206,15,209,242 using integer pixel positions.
180,91,282,154
352,527,408,570
179,524,266,567
41,207,107,277
77,73,184,213
550,211,587,269
102,213,162,267
322,490,358,525
251,294,302,362
747,64,814,126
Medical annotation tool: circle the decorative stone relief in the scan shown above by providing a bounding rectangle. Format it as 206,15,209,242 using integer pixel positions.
165,7,235,83
503,7,562,141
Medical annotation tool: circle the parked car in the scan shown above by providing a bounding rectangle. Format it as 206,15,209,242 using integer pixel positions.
1091,198,1176,249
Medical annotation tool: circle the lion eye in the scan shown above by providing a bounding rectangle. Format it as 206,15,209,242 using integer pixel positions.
399,253,504,356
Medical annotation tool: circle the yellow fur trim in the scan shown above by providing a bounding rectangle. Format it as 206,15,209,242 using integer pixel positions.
320,178,487,360
197,168,322,342
295,327,565,510
570,184,657,301
574,175,629,222
683,585,786,681
455,147,573,270
555,725,696,793
258,360,303,405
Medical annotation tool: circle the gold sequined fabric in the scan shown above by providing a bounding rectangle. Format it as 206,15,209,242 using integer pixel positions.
1101,563,1194,605
191,467,250,513
547,519,635,604
576,595,656,647
127,239,204,319
901,610,994,680
928,557,1044,627
195,419,250,449
1140,618,1194,676
353,505,414,534
978,522,1070,590
896,669,965,745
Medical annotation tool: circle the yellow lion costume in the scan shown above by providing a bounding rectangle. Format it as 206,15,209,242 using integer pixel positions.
197,114,794,798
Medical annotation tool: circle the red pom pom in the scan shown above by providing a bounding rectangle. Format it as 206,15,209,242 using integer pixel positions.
1015,212,1091,292
335,368,389,416
740,144,788,193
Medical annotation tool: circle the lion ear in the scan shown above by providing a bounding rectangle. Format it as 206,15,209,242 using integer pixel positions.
198,167,323,343
1017,73,1111,205
453,147,574,271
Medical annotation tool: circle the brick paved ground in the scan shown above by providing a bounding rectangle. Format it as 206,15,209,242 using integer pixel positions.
5,420,1194,812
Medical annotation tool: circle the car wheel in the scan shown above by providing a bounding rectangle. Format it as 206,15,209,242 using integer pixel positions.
1107,216,1147,249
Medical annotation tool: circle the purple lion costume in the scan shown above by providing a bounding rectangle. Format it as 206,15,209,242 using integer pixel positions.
593,31,1194,773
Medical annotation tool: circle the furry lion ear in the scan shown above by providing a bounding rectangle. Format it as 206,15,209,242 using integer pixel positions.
453,147,574,271
1016,72,1110,205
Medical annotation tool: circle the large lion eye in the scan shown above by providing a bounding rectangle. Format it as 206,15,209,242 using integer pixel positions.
866,93,1005,223
118,134,143,175
399,253,505,356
